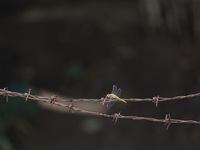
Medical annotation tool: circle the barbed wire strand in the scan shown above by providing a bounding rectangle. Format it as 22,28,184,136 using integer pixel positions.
0,88,200,128
1,88,200,103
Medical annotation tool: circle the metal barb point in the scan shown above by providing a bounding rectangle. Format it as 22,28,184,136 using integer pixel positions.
100,97,107,105
3,87,8,102
164,114,171,131
50,95,57,107
152,95,159,108
112,112,121,124
68,104,75,113
24,88,31,102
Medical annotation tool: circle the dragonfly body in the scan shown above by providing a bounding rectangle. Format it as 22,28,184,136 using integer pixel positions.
106,93,127,103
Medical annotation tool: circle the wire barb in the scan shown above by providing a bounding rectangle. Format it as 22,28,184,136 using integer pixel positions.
112,112,121,124
164,114,171,131
152,95,159,108
100,97,108,105
68,103,75,113
24,88,31,102
50,95,57,107
3,87,8,102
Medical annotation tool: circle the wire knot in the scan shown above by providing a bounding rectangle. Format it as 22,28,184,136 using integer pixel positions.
100,97,107,105
24,88,31,102
50,95,57,107
164,114,171,131
112,112,121,124
68,104,75,113
152,95,159,108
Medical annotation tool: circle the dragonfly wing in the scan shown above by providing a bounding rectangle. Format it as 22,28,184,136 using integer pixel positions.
115,88,122,97
112,85,118,94
106,100,116,109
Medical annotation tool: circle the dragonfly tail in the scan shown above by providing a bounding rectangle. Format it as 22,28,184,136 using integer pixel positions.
118,98,127,103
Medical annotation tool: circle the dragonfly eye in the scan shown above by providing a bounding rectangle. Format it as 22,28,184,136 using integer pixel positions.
106,94,110,99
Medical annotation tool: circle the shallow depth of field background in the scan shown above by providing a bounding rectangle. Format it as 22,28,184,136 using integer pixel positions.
1,0,200,150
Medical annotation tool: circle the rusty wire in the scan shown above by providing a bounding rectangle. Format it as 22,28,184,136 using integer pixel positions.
0,88,200,128
1,88,200,104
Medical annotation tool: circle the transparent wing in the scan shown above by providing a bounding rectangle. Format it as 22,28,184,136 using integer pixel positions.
112,85,118,94
106,100,116,109
115,88,122,97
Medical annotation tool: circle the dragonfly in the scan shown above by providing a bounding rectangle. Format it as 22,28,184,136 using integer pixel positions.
103,85,127,108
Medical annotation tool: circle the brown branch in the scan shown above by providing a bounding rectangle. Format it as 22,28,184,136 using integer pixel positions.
0,88,200,128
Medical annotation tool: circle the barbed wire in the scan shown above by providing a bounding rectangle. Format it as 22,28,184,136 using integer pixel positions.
1,88,200,104
0,88,200,129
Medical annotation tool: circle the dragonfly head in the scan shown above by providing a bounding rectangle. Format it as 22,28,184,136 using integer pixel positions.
106,94,111,99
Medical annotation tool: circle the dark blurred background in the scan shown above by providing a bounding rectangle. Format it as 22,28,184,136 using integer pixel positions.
1,0,200,150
